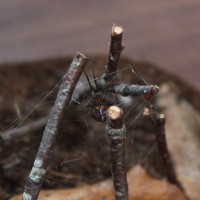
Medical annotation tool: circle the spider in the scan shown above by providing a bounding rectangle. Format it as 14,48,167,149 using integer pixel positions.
84,70,115,122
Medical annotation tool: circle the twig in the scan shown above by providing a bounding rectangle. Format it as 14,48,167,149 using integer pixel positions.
143,107,184,192
104,24,124,81
0,116,48,143
108,83,159,97
22,52,88,200
70,77,159,107
106,106,128,200
70,25,124,104
70,24,159,104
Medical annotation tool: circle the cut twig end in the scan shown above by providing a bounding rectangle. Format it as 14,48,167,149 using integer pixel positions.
76,51,88,59
159,113,165,119
106,106,125,137
158,113,166,124
143,108,165,123
74,52,88,66
143,107,151,119
153,85,160,95
107,106,123,120
112,25,123,36
143,107,165,124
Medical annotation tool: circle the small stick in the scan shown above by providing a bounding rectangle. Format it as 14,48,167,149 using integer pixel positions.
71,25,124,104
22,52,88,200
108,83,159,97
0,116,48,143
70,25,159,104
106,106,128,200
143,107,184,192
104,24,124,80
70,78,159,106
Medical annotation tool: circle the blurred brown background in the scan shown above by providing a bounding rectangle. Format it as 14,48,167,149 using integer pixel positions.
0,0,200,90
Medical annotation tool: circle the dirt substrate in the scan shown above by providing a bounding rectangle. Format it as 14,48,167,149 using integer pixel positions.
0,56,199,200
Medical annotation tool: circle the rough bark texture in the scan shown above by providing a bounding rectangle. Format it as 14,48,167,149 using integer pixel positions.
106,106,128,200
108,83,159,97
22,52,88,200
144,107,184,192
104,24,124,81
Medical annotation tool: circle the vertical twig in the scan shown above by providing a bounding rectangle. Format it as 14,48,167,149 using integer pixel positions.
143,107,184,192
106,106,128,200
22,52,88,200
104,24,124,81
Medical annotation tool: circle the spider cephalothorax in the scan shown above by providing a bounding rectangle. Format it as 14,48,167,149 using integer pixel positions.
84,71,114,122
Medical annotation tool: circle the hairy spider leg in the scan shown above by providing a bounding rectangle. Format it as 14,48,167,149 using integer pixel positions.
92,69,101,91
84,70,95,92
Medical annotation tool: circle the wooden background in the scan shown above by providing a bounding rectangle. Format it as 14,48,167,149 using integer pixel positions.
0,0,200,90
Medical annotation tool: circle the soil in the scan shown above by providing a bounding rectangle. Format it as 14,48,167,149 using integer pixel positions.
0,56,199,200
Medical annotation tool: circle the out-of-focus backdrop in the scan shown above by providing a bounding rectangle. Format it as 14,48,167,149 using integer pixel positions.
0,0,199,90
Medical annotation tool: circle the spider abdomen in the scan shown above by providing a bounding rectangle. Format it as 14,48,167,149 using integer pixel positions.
91,106,108,122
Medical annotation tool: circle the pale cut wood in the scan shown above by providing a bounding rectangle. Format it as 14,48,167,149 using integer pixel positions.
112,25,123,36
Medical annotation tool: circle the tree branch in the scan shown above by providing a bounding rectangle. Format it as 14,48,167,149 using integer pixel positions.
22,52,88,200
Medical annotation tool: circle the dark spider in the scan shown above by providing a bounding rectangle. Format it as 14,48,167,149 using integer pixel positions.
84,70,115,122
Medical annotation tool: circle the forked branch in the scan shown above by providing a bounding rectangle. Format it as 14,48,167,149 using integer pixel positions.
143,107,184,192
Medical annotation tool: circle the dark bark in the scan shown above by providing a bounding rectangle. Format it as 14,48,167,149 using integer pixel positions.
22,52,88,200
144,107,184,192
104,24,124,82
106,106,128,200
108,83,159,97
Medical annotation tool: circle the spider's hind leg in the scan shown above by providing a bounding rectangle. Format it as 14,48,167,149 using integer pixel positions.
92,69,101,91
84,70,94,91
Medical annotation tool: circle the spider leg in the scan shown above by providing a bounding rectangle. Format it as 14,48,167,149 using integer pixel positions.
92,69,100,91
104,95,116,106
86,98,96,108
84,70,94,91
84,107,90,131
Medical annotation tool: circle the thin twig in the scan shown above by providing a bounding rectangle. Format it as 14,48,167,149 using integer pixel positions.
143,107,184,192
108,83,159,97
104,24,124,81
70,24,159,104
0,116,48,143
22,52,88,200
106,106,128,200
70,74,160,107
70,25,124,104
